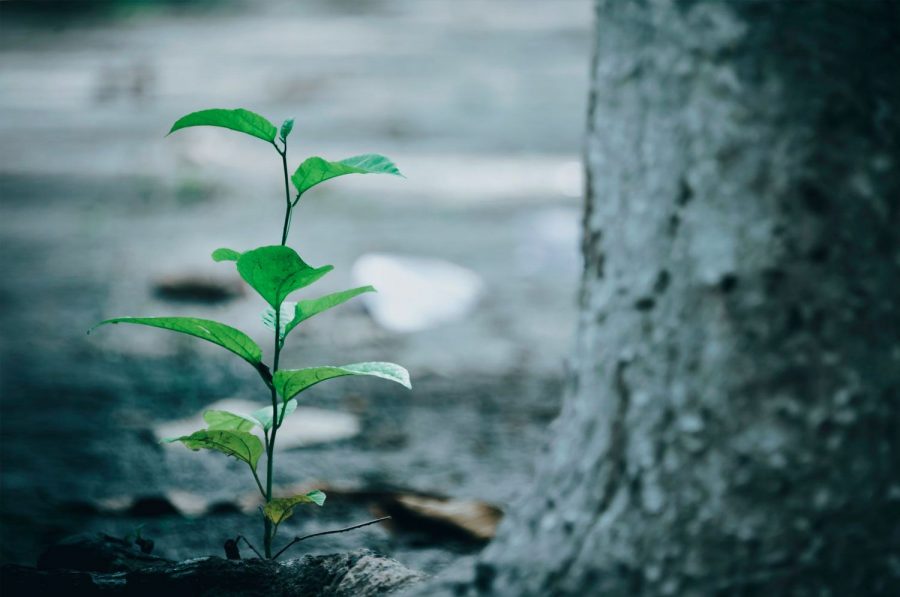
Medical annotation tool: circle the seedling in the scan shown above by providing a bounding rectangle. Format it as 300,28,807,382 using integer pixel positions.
91,108,410,559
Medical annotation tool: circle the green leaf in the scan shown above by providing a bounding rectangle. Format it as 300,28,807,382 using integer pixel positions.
164,429,263,471
91,317,262,365
212,248,241,262
262,286,375,344
236,245,333,308
291,154,402,197
168,108,277,142
250,399,297,431
284,286,375,338
261,301,296,342
204,409,258,432
263,490,327,524
280,118,294,142
274,362,411,402
304,489,327,506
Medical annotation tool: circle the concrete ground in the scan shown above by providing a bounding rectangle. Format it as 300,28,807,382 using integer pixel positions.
0,0,590,573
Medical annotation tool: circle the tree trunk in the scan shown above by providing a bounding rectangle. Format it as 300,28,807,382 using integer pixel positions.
472,1,900,595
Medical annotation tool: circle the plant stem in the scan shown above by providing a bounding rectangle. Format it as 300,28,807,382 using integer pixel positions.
271,517,392,561
264,306,281,558
278,142,292,246
236,535,264,559
263,139,296,558
250,466,266,500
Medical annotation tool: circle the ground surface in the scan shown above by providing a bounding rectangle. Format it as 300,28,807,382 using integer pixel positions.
0,0,589,574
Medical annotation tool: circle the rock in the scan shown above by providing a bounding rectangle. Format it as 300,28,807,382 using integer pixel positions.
332,552,425,596
36,532,172,573
1,566,116,596
2,545,425,597
153,274,243,303
351,254,483,333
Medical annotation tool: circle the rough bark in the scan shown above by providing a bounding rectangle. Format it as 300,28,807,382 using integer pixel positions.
1,535,425,597
464,1,900,595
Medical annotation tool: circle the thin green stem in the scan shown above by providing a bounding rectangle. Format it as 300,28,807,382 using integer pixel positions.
277,398,290,428
278,142,292,246
250,465,266,500
281,204,292,246
264,307,282,557
263,138,295,558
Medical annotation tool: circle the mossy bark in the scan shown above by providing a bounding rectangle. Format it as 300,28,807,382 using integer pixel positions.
471,1,900,595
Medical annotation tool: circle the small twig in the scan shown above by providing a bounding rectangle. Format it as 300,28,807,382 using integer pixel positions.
236,534,264,559
272,516,392,561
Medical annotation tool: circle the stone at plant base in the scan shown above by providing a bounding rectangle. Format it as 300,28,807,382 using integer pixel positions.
37,532,171,573
3,541,425,597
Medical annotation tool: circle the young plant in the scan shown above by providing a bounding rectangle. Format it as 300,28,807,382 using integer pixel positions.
91,108,410,559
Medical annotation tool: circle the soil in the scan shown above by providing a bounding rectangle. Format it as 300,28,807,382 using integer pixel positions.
0,0,589,576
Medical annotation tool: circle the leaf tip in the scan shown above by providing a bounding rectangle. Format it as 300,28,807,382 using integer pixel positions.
212,247,241,262
87,320,113,334
280,118,295,142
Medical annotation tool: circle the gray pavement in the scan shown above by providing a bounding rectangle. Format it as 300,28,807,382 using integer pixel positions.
0,0,590,572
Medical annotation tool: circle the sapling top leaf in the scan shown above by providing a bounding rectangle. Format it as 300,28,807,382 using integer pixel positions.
291,154,402,197
95,109,408,559
168,108,277,142
280,118,295,143
235,245,333,308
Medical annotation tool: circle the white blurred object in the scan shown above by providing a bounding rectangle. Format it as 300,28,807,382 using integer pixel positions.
272,407,360,450
553,160,584,198
155,398,360,450
352,253,483,333
155,398,258,441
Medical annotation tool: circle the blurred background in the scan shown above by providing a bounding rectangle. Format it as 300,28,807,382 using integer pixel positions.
0,0,591,572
